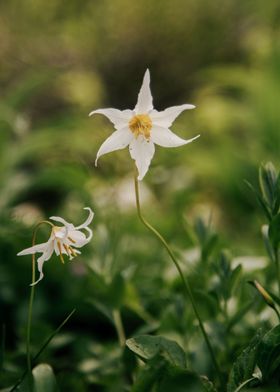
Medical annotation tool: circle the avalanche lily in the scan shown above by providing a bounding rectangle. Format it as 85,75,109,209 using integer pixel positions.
90,69,200,180
17,207,94,285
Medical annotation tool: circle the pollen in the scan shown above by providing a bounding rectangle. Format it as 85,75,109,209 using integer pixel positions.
129,114,152,140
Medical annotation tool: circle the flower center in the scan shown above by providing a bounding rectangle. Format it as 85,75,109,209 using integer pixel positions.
129,114,152,140
52,226,77,263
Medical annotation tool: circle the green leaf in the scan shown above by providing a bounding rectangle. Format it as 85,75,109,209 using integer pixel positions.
257,325,280,381
229,265,242,295
259,162,277,209
262,224,275,262
267,289,280,308
131,353,209,392
268,213,280,250
245,180,271,221
227,330,263,392
126,335,186,368
32,363,58,392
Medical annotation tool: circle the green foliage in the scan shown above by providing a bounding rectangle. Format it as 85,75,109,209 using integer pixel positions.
227,330,263,392
1,0,280,390
257,325,280,383
126,335,186,368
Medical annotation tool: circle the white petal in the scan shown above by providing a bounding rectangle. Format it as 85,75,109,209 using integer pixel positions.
30,242,54,286
151,125,200,147
83,227,93,242
17,242,47,256
66,229,88,247
95,128,133,166
150,104,195,128
49,215,72,227
129,137,155,180
134,69,153,114
75,207,94,230
89,108,132,130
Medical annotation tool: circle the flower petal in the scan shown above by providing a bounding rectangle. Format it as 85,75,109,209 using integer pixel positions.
49,216,72,227
134,69,153,114
150,104,195,128
151,125,200,147
30,241,54,286
129,137,155,180
75,207,94,230
17,242,47,256
66,229,89,247
89,108,132,130
95,128,133,166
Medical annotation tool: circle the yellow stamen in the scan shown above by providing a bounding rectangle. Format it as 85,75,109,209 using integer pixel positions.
69,247,77,257
63,243,71,256
57,241,65,264
129,114,152,140
68,236,76,244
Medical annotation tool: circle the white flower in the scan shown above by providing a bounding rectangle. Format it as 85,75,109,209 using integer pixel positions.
17,207,94,285
90,69,200,180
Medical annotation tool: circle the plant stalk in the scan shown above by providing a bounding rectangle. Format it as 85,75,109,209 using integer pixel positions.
26,221,53,389
112,309,126,347
134,174,222,381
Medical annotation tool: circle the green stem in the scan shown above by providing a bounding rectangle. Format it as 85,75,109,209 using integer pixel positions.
134,175,222,381
112,309,126,347
26,221,53,389
10,309,76,392
233,377,256,392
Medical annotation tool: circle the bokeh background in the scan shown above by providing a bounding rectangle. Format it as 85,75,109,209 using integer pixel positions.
1,0,280,390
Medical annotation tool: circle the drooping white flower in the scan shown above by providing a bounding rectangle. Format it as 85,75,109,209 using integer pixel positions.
17,207,94,285
90,69,200,180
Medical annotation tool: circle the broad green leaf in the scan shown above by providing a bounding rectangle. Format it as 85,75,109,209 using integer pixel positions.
126,335,186,368
132,353,209,392
32,363,58,392
227,330,262,392
257,325,280,381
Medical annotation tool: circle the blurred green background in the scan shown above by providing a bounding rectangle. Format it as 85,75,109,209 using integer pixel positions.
1,0,280,390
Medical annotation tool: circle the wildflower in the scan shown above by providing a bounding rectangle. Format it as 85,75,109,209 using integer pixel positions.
90,69,199,180
17,207,94,285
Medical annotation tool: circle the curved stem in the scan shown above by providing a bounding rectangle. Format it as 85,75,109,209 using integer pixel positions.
112,309,126,347
26,221,53,389
134,175,222,381
233,377,256,392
